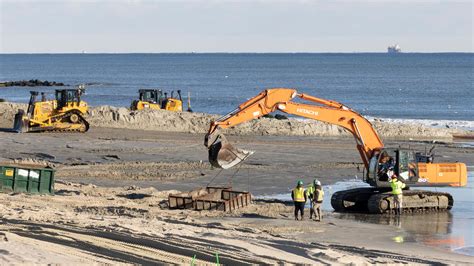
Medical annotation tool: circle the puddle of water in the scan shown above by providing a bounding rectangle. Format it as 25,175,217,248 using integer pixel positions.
257,171,474,257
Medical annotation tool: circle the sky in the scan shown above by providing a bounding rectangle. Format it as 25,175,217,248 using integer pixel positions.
0,0,472,53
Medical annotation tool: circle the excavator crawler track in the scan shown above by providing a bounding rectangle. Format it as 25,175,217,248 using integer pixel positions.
331,187,385,213
331,188,453,214
367,190,453,214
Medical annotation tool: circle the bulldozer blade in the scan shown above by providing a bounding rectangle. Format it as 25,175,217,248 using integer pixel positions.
12,109,29,133
208,138,254,169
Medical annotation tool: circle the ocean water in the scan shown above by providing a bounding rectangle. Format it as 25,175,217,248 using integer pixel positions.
0,53,473,122
258,170,474,256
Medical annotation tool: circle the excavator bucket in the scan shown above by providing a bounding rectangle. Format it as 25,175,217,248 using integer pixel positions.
206,133,253,169
12,109,29,133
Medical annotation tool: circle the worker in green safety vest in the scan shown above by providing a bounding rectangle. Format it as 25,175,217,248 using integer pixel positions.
311,180,324,221
291,180,307,221
390,174,406,215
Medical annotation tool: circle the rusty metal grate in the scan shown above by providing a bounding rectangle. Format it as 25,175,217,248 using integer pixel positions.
168,186,251,212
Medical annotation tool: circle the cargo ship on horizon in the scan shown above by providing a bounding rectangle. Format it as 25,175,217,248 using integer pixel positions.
387,44,401,53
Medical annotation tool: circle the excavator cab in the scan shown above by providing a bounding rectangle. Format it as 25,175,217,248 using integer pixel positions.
367,149,419,187
367,148,465,188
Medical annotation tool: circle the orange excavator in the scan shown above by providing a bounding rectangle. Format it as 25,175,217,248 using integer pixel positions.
204,88,467,214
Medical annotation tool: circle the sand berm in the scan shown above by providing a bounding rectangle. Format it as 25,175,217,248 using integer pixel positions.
0,102,467,139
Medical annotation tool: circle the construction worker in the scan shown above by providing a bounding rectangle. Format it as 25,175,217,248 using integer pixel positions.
291,180,307,221
312,180,324,221
390,174,406,215
306,179,317,219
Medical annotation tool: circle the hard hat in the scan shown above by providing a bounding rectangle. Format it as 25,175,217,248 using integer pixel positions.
315,180,322,186
313,179,318,185
297,180,304,186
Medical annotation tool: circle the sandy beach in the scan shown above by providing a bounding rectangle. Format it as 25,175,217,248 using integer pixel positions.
0,103,473,264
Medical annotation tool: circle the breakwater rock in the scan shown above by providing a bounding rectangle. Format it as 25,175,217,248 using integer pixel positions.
0,80,67,87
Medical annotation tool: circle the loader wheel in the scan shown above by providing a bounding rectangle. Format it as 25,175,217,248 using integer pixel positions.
69,113,79,123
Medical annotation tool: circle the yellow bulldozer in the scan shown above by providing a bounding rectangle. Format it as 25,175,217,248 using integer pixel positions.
13,85,90,133
130,89,192,112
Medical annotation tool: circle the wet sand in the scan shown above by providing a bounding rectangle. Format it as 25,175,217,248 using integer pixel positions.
0,125,473,263
1,127,472,194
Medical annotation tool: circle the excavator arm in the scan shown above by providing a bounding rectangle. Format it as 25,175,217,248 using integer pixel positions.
204,88,384,169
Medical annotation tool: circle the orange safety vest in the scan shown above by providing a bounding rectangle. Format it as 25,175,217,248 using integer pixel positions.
293,187,306,202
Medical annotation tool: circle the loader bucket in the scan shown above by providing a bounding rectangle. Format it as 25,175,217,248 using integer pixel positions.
207,133,254,169
13,109,29,133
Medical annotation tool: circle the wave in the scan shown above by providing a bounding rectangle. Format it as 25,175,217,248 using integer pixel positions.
292,116,474,131
365,116,474,131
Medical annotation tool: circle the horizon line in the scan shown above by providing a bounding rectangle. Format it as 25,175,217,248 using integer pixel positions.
1,51,473,55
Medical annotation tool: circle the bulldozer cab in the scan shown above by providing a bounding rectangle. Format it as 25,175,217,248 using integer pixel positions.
139,89,163,104
55,88,84,109
367,148,419,187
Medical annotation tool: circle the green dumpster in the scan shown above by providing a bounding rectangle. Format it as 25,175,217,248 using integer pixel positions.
0,164,55,195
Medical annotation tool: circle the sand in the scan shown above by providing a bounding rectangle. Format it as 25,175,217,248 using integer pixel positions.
0,181,472,264
0,102,473,264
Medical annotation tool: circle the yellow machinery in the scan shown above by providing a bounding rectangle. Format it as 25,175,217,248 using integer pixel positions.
204,88,467,214
130,89,191,112
13,85,89,133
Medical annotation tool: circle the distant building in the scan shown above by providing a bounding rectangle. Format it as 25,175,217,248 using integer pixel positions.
387,44,401,53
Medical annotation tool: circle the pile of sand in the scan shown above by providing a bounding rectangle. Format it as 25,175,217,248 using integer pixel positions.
89,106,465,140
89,105,465,139
88,105,215,133
0,102,465,139
0,102,27,123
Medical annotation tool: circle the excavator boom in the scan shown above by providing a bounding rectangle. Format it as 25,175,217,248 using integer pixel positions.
205,88,383,169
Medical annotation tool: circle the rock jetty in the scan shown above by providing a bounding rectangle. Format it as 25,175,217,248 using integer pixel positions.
0,80,67,87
